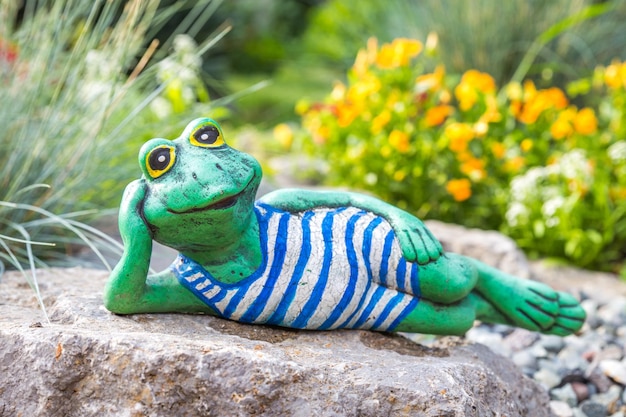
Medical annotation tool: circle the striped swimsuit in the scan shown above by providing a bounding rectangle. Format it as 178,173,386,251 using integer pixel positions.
171,203,421,332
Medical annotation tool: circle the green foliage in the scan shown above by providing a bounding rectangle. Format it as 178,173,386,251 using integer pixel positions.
0,0,226,275
303,0,626,86
295,37,626,272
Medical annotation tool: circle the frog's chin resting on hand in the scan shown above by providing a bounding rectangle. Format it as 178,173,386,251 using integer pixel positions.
103,117,586,337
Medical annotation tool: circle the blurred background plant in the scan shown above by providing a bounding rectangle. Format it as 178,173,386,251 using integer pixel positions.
292,33,626,274
4,0,626,295
0,0,231,292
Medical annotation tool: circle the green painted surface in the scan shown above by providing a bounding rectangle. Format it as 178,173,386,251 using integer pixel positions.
104,118,585,336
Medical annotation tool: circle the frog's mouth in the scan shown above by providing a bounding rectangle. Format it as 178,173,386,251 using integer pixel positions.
167,175,255,215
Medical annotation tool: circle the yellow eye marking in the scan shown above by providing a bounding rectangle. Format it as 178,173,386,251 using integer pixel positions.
189,121,224,148
146,145,176,178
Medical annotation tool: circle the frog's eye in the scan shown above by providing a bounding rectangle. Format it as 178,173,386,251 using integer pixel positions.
145,145,176,179
190,123,224,148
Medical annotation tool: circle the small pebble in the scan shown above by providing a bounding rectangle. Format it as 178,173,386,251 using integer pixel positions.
551,383,578,407
571,381,590,403
592,385,623,414
541,334,566,353
535,368,562,390
600,360,626,385
580,400,608,417
550,400,574,417
512,350,538,370
587,366,614,393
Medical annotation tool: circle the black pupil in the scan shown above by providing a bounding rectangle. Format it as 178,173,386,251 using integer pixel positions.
149,147,171,171
194,125,219,144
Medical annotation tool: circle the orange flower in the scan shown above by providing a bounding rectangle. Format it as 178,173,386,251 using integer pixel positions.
416,65,446,93
389,130,410,153
376,38,422,69
335,102,359,127
573,107,598,135
424,105,454,127
446,179,472,202
517,87,569,124
460,157,486,181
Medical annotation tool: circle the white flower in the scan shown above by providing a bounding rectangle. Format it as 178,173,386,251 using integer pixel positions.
542,196,565,218
558,149,591,180
609,141,626,163
506,202,529,227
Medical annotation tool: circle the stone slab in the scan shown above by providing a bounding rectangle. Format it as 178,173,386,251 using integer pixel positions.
0,268,553,416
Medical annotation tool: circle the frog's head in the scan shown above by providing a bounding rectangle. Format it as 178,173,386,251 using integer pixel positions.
137,118,262,252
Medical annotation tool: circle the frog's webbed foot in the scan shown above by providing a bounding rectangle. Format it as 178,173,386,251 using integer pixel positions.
545,292,587,336
498,280,585,335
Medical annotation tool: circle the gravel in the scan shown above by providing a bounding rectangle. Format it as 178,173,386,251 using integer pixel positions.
464,292,626,417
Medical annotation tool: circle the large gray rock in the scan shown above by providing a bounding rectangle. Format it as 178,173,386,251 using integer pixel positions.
0,268,553,417
425,220,531,279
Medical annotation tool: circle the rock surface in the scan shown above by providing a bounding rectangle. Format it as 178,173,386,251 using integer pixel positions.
0,268,553,417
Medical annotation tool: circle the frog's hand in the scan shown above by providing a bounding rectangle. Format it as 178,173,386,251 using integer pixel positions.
259,188,443,265
103,180,153,314
103,180,216,315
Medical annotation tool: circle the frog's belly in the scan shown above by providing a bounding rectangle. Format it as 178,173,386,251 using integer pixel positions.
173,205,420,331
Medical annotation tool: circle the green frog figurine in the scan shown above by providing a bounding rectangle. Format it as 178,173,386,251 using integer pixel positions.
104,118,585,336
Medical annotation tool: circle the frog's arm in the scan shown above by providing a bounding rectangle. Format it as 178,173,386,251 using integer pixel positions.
259,188,443,265
103,180,213,314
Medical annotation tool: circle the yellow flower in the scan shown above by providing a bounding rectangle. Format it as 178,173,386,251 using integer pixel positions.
604,62,626,89
389,130,410,153
393,170,407,182
347,73,381,102
454,82,477,111
504,156,525,173
352,37,379,76
550,107,576,140
330,82,347,101
550,118,573,140
454,70,496,111
520,138,533,152
371,110,392,134
446,179,472,202
573,107,598,135
505,82,523,101
376,38,423,69
491,142,506,159
445,122,474,152
273,123,293,149
424,105,454,127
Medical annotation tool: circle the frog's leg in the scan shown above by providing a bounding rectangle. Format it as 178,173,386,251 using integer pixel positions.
393,293,506,335
411,253,585,335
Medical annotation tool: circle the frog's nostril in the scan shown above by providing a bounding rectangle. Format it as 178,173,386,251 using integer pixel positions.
192,172,198,180
215,163,224,171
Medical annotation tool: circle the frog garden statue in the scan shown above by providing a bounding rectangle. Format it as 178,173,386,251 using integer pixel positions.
104,118,585,336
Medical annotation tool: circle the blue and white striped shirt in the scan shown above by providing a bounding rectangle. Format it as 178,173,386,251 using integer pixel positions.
171,203,420,332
